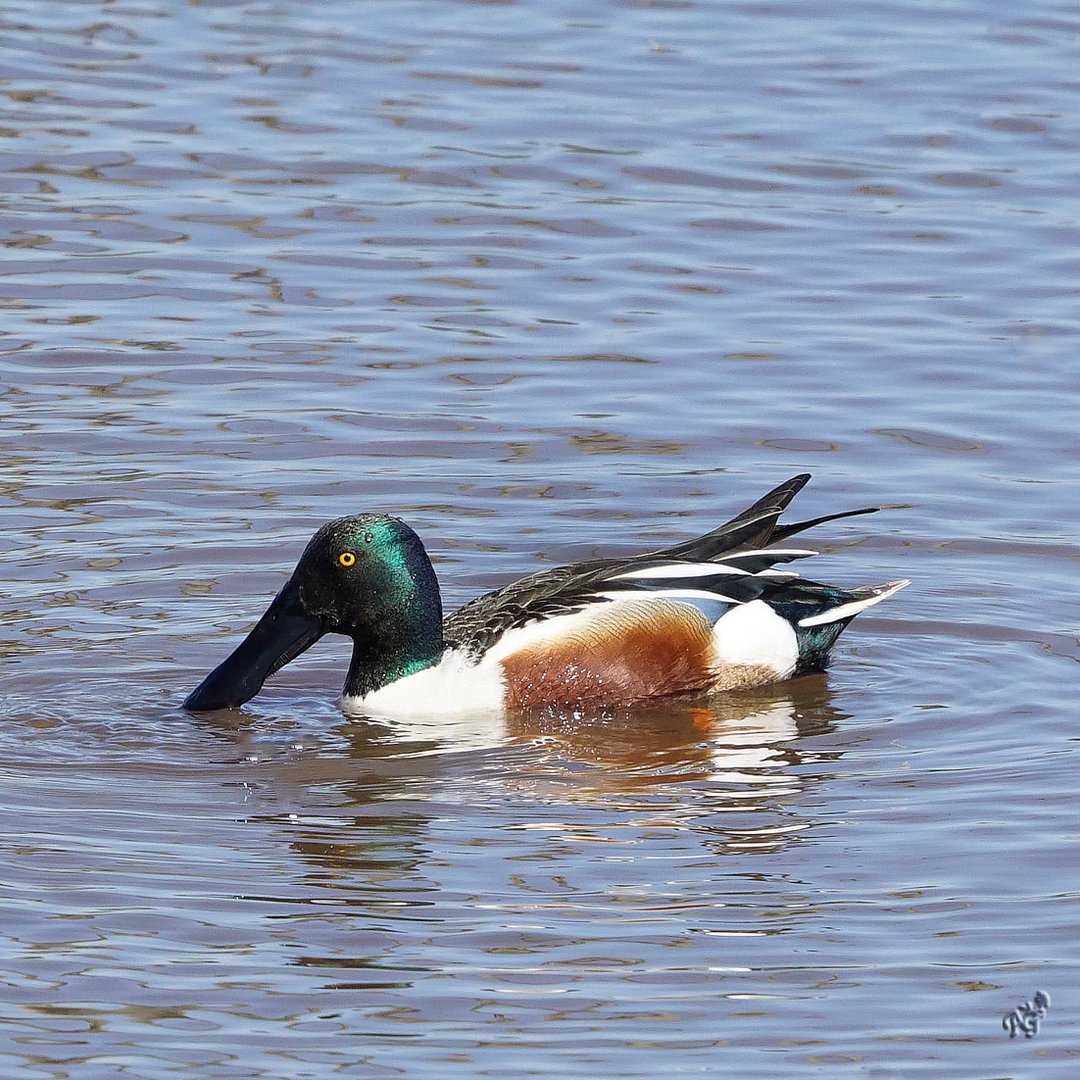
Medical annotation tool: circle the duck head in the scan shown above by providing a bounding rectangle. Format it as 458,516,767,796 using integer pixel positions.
184,514,444,711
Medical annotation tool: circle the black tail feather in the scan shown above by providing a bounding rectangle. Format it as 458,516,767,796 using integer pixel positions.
723,473,811,527
631,475,884,565
773,503,881,544
771,505,881,543
647,473,811,561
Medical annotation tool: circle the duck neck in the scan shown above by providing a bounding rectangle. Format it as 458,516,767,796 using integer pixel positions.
342,561,445,699
344,629,443,698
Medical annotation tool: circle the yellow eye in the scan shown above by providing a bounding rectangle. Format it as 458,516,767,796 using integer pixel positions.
337,551,356,568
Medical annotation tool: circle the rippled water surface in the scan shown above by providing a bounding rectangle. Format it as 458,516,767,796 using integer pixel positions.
2,1,1078,1076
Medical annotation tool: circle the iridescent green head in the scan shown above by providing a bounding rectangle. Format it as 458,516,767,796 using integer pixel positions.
184,514,444,710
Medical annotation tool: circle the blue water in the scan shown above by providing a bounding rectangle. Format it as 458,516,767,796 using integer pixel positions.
1,1,1077,1076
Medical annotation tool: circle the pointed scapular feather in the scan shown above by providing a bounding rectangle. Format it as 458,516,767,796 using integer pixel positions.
611,562,749,580
716,548,817,573
597,588,740,605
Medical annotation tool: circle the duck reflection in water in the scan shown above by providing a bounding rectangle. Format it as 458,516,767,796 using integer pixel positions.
198,676,850,918
348,673,848,803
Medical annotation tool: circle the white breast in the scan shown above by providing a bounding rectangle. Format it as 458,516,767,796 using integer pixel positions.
341,648,506,720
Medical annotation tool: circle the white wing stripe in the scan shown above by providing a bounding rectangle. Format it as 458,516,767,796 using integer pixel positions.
597,588,740,605
613,562,749,580
723,548,818,559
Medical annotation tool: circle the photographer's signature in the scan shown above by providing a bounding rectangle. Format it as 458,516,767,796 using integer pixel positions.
1002,990,1050,1039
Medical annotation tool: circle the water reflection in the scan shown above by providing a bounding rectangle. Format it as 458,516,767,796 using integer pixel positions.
505,677,842,777
497,677,848,857
223,675,850,906
189,678,851,1011
326,675,846,797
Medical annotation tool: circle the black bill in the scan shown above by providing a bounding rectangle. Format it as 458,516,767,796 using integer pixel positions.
183,580,324,711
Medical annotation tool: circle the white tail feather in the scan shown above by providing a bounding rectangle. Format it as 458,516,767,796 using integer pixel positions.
798,579,911,628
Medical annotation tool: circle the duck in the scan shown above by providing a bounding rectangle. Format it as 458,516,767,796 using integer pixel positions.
183,474,909,716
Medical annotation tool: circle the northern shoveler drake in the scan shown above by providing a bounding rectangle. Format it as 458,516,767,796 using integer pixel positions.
183,474,909,716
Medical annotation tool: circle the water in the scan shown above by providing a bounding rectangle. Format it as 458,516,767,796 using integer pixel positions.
1,1,1077,1076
